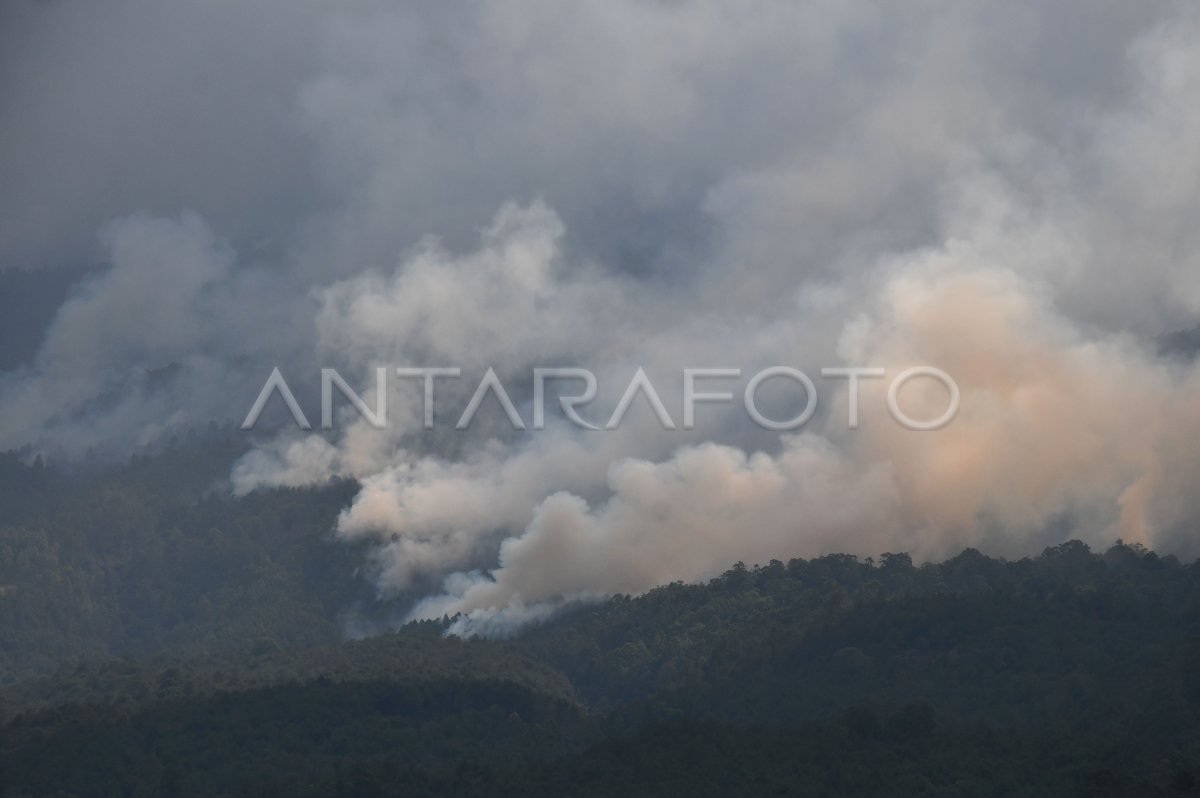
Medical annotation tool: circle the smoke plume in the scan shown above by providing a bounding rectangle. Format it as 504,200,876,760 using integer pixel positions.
4,0,1200,633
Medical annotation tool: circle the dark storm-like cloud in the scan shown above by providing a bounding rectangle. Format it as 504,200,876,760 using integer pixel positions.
3,0,1200,632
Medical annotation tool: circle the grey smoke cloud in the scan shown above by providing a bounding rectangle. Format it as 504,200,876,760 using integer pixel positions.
3,0,1200,632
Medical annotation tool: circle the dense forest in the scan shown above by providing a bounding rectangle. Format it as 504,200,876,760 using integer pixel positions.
1,440,1199,796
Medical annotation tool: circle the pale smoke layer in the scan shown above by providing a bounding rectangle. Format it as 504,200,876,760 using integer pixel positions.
252,191,1200,636
301,139,1200,635
4,2,1200,634
0,213,303,454
405,257,1200,635
223,5,1200,634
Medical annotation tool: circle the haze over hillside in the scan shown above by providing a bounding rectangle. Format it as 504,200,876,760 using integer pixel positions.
5,1,1200,635
4,2,1200,794
0,445,1197,796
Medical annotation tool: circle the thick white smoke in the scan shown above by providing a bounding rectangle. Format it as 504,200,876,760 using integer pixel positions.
4,1,1200,633
360,245,1200,635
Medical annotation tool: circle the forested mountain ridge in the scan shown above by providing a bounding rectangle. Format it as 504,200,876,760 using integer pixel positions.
1,442,1199,795
0,439,374,679
0,538,1197,796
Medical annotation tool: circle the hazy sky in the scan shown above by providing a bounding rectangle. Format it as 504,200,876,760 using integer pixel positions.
4,0,1200,632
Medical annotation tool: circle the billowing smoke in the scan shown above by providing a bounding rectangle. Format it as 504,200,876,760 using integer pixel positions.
315,242,1200,636
4,0,1200,633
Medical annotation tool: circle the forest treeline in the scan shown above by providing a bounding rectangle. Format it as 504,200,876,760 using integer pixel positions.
0,441,1199,795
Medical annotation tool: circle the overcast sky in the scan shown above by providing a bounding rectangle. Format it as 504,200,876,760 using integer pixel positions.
4,0,1200,632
